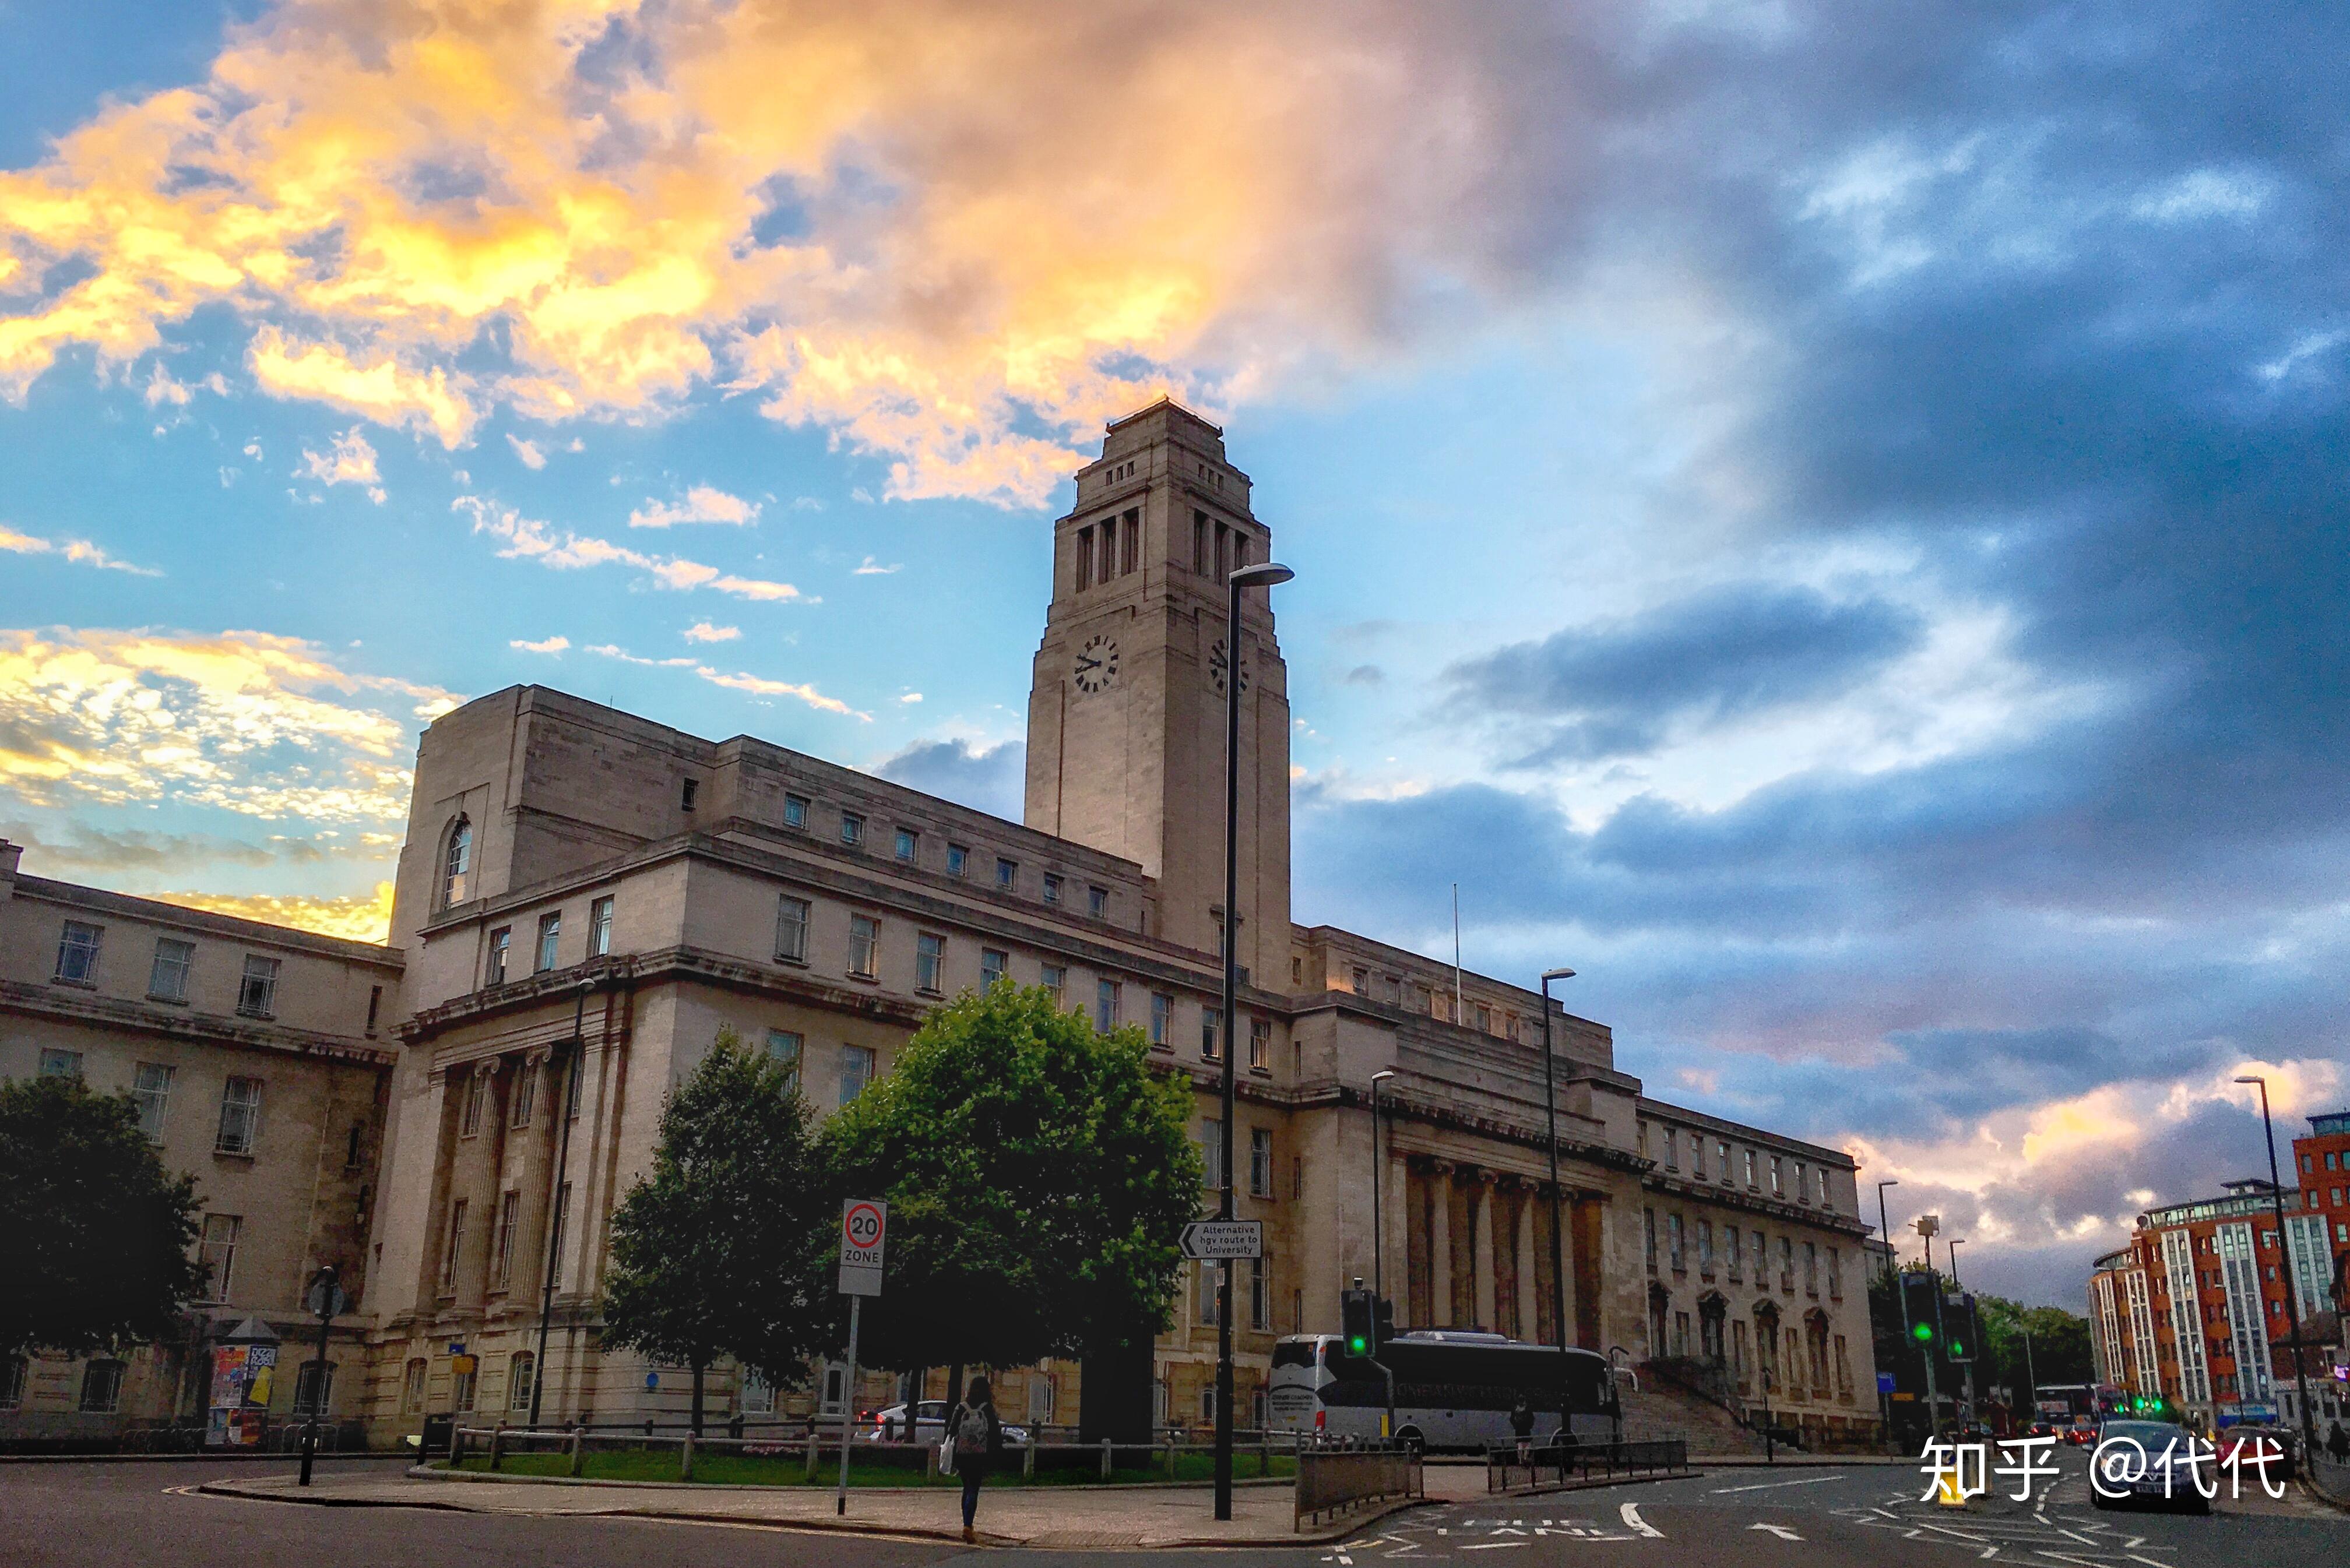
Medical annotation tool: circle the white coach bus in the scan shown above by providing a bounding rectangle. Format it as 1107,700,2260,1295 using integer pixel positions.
1266,1329,1623,1453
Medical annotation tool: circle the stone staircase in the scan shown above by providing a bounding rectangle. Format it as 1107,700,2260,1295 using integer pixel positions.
1617,1376,1775,1458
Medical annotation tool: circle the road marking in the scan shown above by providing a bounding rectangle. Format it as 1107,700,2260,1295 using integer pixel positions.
1461,1543,1528,1551
1748,1523,1804,1540
1711,1474,1845,1493
1618,1502,1662,1538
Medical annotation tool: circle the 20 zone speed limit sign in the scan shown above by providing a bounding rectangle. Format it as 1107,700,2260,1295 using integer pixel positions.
839,1199,886,1296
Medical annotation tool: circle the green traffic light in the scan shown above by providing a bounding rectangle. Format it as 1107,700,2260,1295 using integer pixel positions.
1911,1323,1933,1342
1949,1341,1964,1356
1349,1335,1368,1354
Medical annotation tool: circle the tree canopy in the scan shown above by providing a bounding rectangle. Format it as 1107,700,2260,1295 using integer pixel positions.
599,1028,833,1430
819,981,1202,1374
0,1073,207,1360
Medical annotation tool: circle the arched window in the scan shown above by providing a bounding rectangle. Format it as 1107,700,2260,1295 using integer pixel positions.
508,1351,535,1412
442,818,472,907
294,1360,336,1417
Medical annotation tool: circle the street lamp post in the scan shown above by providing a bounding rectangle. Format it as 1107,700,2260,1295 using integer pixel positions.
2235,1074,2318,1458
1538,968,1576,1351
530,975,598,1430
1370,1070,1396,1302
1215,559,1293,1523
1875,1180,1898,1449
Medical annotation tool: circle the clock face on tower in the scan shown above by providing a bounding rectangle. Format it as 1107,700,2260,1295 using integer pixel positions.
1074,633,1120,693
1208,637,1249,695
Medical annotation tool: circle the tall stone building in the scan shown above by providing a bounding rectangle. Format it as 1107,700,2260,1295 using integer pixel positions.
353,399,1878,1447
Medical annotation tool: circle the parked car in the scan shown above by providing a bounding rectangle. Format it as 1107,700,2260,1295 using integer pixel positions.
2026,1421,2059,1440
2061,1419,2098,1447
2089,1420,2214,1513
2217,1425,2296,1481
863,1400,1031,1446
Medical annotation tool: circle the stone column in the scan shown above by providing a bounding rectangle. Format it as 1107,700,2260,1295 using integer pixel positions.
1472,1176,1498,1330
1429,1163,1454,1327
1570,1196,1605,1351
1515,1192,1539,1343
1382,1154,1410,1314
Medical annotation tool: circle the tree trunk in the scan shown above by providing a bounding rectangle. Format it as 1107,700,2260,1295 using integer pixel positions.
691,1361,706,1437
948,1361,965,1414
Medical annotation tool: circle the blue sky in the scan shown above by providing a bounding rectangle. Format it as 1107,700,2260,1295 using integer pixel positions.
2,1,2344,1306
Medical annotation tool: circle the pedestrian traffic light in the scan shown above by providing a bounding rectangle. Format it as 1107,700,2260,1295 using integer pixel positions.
1341,1288,1374,1356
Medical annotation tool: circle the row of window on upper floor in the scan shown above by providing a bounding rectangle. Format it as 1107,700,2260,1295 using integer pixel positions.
445,812,1121,929
1070,508,1258,596
1641,1119,1838,1214
29,1046,324,1167
44,918,380,1033
1645,1206,1846,1301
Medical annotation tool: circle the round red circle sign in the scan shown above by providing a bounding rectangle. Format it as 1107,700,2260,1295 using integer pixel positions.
844,1201,885,1249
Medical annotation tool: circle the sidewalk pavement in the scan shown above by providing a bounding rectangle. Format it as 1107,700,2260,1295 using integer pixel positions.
197,1465,1454,1549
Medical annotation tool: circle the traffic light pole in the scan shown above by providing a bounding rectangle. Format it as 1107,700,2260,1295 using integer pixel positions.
1920,1239,1943,1444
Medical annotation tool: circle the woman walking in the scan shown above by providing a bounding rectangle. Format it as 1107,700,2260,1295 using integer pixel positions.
944,1375,1002,1543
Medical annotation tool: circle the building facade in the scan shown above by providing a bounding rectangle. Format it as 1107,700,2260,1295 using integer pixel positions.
5,402,1880,1450
2087,1155,2347,1434
0,841,399,1444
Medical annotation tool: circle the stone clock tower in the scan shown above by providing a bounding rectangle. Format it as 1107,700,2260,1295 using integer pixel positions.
1024,400,1292,978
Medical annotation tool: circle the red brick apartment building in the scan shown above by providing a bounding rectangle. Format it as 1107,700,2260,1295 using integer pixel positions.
2089,1109,2350,1435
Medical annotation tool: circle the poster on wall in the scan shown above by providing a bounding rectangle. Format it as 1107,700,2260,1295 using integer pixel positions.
207,1343,277,1446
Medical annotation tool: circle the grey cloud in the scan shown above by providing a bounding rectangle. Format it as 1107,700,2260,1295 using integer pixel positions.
872,738,1027,822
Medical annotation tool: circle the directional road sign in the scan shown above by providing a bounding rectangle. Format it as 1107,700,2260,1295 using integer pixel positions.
1180,1219,1263,1260
839,1197,887,1295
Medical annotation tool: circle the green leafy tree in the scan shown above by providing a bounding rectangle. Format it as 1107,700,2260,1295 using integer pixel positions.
0,1074,206,1359
600,1028,832,1433
820,981,1201,1381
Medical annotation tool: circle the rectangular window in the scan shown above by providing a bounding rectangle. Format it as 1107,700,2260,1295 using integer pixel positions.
79,1361,125,1414
1151,992,1173,1048
981,948,1008,988
1795,1162,1809,1203
452,1362,477,1412
55,920,103,984
1644,1207,1658,1273
402,1359,428,1415
1352,966,1369,993
492,1190,520,1288
508,1354,534,1413
460,1070,487,1137
535,911,561,973
1096,977,1120,1030
766,1030,801,1093
1042,872,1063,905
1250,1255,1269,1330
1201,1007,1222,1060
1041,963,1065,1005
1699,1219,1715,1275
1828,1246,1843,1299
148,938,195,1002
895,827,917,862
1077,525,1095,591
131,1062,174,1140
1663,1129,1678,1171
775,896,810,963
1805,1242,1819,1295
1754,1230,1767,1279
849,915,878,979
38,1047,83,1079
366,985,382,1035
487,927,511,985
237,954,280,1019
995,857,1018,890
216,1076,263,1155
1198,1260,1219,1326
784,793,810,829
1668,1212,1685,1271
588,896,614,957
1744,1148,1757,1187
442,1199,468,1291
680,777,699,811
741,1370,775,1414
916,932,945,993
1201,1118,1224,1189
1194,511,1209,574
839,1044,875,1107
1089,885,1109,918
1726,1225,1744,1280
1475,1003,1492,1033
840,812,864,847
1779,1236,1794,1291
1249,1018,1271,1070
199,1213,241,1302
1770,1156,1784,1197
1250,1127,1274,1198
509,1062,536,1129
947,843,969,877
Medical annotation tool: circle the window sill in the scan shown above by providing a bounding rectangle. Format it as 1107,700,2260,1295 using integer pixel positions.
213,1147,256,1162
773,954,809,968
235,1010,276,1022
146,993,191,1007
52,977,97,990
916,987,942,998
847,972,879,985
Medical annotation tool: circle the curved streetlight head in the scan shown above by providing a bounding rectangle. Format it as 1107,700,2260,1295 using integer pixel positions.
1541,967,1577,982
1370,1069,1397,1084
1880,1178,1899,1190
2233,1074,2264,1086
1229,561,1294,590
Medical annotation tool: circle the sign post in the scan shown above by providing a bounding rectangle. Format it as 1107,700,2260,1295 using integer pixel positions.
1178,1220,1263,1261
836,1199,886,1516
298,1266,344,1486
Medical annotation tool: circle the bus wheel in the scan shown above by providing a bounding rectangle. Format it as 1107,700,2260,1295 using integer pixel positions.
1395,1427,1426,1456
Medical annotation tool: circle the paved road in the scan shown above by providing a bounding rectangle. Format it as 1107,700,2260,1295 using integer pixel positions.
3,1452,2338,1568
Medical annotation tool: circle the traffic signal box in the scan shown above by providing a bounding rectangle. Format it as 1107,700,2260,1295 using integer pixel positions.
1339,1289,1397,1357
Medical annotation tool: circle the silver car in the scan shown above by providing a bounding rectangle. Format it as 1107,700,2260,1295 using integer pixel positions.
864,1399,1030,1446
